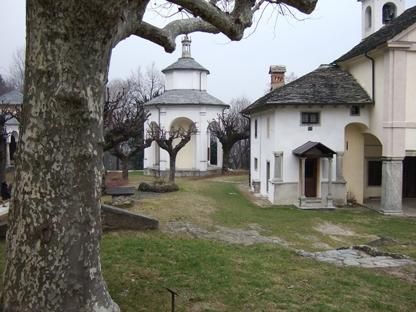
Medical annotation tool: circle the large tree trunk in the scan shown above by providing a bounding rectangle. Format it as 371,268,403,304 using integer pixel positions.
222,145,231,174
2,2,119,311
169,153,176,183
121,157,129,181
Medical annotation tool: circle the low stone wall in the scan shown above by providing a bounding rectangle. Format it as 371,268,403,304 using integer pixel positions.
101,204,159,232
144,168,222,177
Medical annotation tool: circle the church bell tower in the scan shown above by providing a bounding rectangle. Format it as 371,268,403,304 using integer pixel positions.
359,0,405,38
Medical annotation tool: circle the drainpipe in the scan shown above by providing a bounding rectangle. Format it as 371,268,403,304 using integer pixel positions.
364,52,375,102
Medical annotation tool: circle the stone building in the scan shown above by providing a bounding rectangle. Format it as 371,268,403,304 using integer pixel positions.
144,36,228,176
243,2,416,214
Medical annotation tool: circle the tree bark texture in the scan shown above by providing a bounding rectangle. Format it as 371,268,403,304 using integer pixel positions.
121,157,129,181
169,153,177,183
2,2,124,311
222,146,231,174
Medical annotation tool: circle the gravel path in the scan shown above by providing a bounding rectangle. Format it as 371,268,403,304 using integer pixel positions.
164,221,415,269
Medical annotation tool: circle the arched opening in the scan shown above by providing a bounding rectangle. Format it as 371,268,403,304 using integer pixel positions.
363,133,383,200
10,131,18,162
382,3,397,24
207,122,218,166
344,123,382,204
170,117,196,170
365,6,372,29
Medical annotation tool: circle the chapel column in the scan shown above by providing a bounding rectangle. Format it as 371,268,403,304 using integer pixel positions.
299,157,306,206
336,152,345,182
380,157,403,215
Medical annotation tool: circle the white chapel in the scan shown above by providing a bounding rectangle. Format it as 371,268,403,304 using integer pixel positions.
243,0,416,214
144,36,228,176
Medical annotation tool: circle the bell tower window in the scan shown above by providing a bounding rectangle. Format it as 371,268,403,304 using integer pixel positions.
365,6,372,29
382,3,397,24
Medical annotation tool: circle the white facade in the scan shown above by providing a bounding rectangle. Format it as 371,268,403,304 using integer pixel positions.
144,36,228,176
247,3,416,213
250,105,370,206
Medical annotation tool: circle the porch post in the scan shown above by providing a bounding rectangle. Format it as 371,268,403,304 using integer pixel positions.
327,157,334,208
335,152,345,182
299,157,306,206
380,157,403,215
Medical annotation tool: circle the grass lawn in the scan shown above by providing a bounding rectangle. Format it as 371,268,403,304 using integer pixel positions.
1,173,415,311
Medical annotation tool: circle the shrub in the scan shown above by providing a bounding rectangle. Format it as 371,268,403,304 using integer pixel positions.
138,182,179,193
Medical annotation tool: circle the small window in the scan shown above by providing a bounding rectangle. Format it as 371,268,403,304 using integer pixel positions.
368,160,382,186
254,119,258,139
254,158,258,171
301,112,320,125
382,3,397,24
365,6,372,29
350,105,360,116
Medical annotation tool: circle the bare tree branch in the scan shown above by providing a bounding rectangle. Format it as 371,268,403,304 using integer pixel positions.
114,0,317,51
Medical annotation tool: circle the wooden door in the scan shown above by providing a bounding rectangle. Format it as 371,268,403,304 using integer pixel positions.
403,157,416,197
305,158,318,197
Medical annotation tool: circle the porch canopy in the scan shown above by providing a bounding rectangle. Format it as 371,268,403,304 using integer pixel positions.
292,141,336,158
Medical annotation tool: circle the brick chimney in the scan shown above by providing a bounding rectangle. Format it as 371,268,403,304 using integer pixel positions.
269,65,286,91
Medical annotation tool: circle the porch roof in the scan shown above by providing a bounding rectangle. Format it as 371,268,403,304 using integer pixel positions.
293,141,336,158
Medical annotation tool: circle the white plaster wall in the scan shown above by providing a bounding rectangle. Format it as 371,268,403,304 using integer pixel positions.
250,106,370,201
165,71,207,90
342,53,385,145
144,104,225,173
344,124,366,203
405,47,416,152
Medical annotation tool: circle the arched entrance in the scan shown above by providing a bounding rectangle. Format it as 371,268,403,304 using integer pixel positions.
9,131,19,164
170,117,196,170
344,123,382,203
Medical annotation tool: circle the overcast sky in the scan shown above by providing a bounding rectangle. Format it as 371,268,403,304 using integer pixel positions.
1,0,415,102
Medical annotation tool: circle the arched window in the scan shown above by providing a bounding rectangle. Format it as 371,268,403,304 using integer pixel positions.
382,3,397,24
365,6,372,29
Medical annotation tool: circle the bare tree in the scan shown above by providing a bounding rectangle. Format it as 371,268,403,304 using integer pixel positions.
147,122,197,182
0,74,13,96
208,97,250,173
104,66,163,178
104,89,152,180
3,1,318,311
8,48,25,93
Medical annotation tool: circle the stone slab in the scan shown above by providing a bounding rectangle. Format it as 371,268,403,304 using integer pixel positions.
105,187,135,196
101,204,159,232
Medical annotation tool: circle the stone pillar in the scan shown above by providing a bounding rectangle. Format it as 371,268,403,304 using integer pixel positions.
327,157,334,208
336,152,345,182
6,143,10,167
381,157,403,215
299,158,306,206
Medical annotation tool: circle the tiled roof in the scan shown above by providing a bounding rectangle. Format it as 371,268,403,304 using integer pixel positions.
162,57,210,73
293,141,336,157
0,90,23,105
242,65,372,114
336,5,416,62
145,89,228,107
